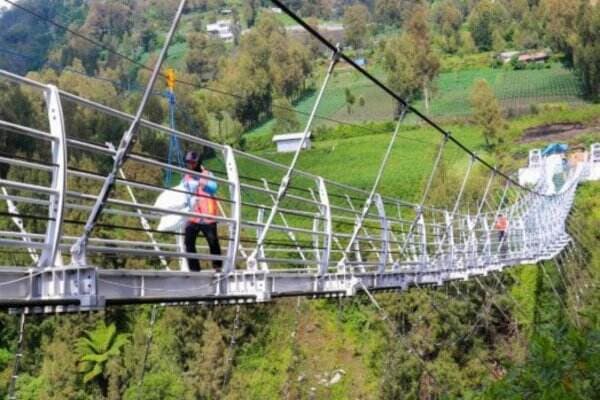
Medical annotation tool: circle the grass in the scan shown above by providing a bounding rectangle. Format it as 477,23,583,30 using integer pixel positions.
250,124,486,202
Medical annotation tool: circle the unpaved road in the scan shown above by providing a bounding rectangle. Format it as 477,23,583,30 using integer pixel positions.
520,121,600,143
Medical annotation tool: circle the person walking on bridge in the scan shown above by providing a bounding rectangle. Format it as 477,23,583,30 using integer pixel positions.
494,213,509,253
183,151,222,272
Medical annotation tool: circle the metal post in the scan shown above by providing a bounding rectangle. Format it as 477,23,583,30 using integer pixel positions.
247,49,339,270
255,208,268,271
374,194,388,274
316,177,332,275
70,0,188,266
38,85,67,268
223,146,241,273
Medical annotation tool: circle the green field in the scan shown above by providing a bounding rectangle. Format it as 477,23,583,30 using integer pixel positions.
248,124,487,202
247,63,583,138
236,102,600,206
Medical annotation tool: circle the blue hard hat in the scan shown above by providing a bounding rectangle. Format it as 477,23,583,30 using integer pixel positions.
204,180,218,195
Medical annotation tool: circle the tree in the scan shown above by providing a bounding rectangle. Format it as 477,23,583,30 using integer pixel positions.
66,1,132,73
345,88,356,114
123,371,185,400
492,29,507,52
215,14,311,128
538,0,582,63
407,6,440,112
0,83,35,179
185,317,227,399
383,5,440,112
241,0,260,28
374,0,417,27
208,111,244,147
573,3,600,100
459,31,477,55
343,4,370,49
383,34,421,108
77,321,129,392
185,32,225,81
501,0,530,21
300,0,331,18
468,0,509,51
272,97,300,134
470,79,504,147
432,0,464,53
512,11,544,49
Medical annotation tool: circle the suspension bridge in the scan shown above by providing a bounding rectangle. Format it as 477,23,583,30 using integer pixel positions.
0,0,598,314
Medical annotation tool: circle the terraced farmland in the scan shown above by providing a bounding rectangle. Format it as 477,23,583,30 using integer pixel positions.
248,63,583,138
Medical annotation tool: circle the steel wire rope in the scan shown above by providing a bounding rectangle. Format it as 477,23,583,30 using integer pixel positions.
0,210,334,252
0,270,43,287
551,255,583,325
1,207,557,255
63,135,344,222
7,311,26,400
221,303,241,391
281,297,304,400
0,0,580,296
372,280,501,371
538,261,570,316
357,281,451,394
136,304,158,400
438,279,510,359
412,278,514,376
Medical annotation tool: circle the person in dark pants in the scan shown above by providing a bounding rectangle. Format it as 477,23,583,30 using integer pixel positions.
185,222,221,271
183,151,222,272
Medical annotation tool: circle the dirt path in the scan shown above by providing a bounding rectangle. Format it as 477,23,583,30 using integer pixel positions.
519,121,600,143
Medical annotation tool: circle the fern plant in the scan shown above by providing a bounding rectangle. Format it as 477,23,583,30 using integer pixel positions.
77,321,129,384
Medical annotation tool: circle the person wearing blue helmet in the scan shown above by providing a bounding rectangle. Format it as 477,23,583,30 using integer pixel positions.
183,150,222,272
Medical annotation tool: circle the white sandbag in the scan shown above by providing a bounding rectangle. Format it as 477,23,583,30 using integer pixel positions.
157,212,187,232
154,180,202,231
154,182,190,211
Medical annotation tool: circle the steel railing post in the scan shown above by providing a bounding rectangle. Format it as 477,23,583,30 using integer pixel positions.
38,85,67,268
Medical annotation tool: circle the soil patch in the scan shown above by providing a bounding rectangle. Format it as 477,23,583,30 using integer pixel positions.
520,121,600,143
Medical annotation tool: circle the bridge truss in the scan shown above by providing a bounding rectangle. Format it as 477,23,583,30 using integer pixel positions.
0,0,598,313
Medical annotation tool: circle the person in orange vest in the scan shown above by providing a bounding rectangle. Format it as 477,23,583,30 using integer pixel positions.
183,151,221,272
494,213,509,244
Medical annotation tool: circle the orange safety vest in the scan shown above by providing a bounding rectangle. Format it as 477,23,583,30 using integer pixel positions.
494,215,508,231
190,170,218,224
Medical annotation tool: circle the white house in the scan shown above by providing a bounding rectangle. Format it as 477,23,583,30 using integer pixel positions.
206,20,235,42
272,132,311,153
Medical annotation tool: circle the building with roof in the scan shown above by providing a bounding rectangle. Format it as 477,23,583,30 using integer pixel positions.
272,132,311,153
206,20,235,42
